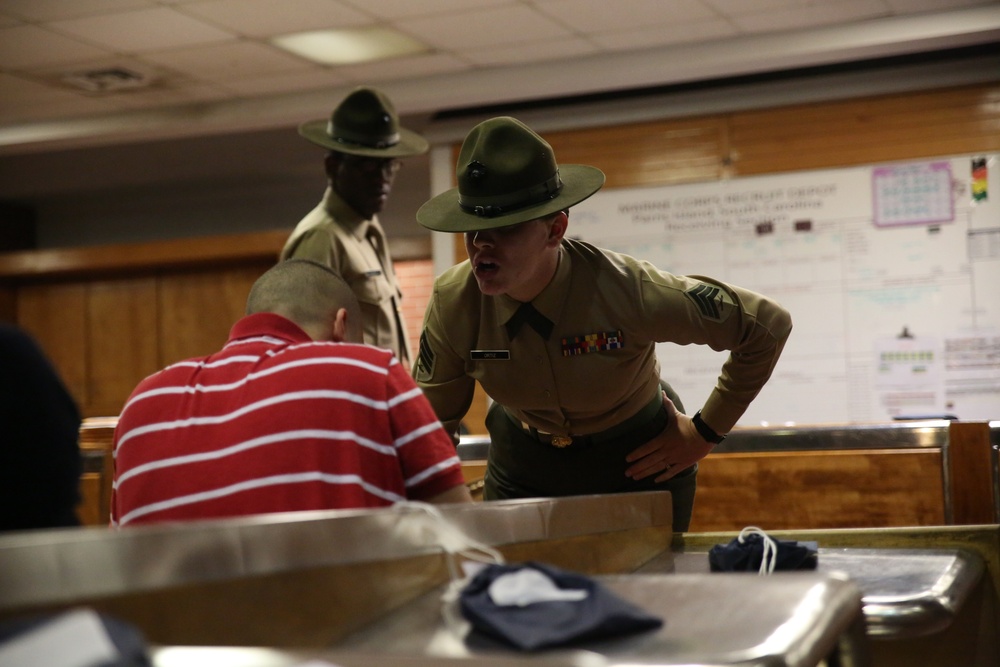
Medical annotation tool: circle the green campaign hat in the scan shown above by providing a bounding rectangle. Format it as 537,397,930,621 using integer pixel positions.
298,86,429,157
417,116,605,232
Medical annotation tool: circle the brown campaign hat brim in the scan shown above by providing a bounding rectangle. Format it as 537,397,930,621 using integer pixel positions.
298,119,429,157
416,164,605,233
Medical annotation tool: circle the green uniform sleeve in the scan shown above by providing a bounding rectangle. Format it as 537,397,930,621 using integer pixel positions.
638,267,792,432
413,285,476,444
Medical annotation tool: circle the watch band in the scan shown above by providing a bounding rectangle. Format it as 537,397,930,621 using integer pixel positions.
692,410,726,444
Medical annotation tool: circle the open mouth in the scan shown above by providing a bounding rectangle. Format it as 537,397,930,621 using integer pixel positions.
475,261,499,275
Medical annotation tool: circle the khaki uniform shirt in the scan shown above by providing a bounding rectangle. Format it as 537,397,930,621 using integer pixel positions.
415,239,792,440
281,187,411,365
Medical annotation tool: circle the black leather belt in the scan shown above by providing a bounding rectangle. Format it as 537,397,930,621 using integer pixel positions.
509,392,666,449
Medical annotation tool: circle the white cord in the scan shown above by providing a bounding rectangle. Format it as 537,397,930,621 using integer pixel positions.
392,501,506,639
393,501,505,574
738,525,777,575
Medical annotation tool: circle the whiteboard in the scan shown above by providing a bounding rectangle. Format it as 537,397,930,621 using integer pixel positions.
569,155,1000,425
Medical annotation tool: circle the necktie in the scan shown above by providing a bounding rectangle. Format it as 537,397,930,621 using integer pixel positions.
505,301,553,340
365,223,410,364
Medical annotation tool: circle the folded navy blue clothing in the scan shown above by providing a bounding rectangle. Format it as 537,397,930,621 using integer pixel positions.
709,530,818,573
459,561,663,651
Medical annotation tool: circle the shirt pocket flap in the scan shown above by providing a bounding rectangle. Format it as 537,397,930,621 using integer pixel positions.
350,273,393,306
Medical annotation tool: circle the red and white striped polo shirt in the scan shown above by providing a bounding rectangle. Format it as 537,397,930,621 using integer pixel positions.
110,313,464,527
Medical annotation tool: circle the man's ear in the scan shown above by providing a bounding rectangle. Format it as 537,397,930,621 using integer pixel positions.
546,210,569,247
330,308,349,342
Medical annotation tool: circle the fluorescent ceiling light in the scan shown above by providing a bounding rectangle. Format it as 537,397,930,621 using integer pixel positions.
272,27,428,65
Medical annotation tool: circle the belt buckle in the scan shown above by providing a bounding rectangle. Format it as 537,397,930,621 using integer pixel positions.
550,435,573,448
520,420,573,448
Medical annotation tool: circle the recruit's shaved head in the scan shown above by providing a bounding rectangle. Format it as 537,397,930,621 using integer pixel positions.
246,259,362,342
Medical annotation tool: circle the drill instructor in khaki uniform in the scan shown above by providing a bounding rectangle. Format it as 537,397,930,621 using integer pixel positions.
282,87,428,366
412,117,793,531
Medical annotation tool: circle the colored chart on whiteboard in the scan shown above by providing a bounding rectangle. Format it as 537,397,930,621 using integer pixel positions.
570,155,1000,424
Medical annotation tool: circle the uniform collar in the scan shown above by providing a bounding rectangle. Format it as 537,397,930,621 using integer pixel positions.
496,244,571,330
321,186,381,241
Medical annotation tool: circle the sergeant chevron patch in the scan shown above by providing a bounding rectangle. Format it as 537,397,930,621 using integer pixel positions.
685,283,735,322
415,330,435,382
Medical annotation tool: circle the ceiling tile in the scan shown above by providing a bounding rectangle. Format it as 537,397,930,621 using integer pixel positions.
592,19,737,51
536,0,718,33
401,5,572,50
218,68,349,97
0,13,24,28
885,0,998,11
702,0,821,16
25,56,177,94
180,0,370,38
0,73,73,103
335,52,471,84
0,24,114,69
0,0,996,153
342,0,514,20
0,74,123,123
460,36,598,67
732,0,891,33
49,6,238,52
106,82,233,110
142,41,315,81
0,0,156,22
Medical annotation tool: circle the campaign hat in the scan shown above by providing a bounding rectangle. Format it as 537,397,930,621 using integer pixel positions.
417,116,605,232
298,86,429,157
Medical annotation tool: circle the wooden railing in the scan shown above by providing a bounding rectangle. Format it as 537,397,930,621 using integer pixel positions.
72,417,999,531
456,421,1000,533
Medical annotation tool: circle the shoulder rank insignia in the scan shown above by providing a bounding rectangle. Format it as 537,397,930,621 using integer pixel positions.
561,330,624,357
415,330,435,383
685,283,735,323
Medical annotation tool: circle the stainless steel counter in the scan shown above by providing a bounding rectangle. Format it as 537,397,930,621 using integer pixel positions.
4,490,994,666
145,571,868,666
0,492,672,610
150,646,603,667
635,547,985,638
333,572,868,667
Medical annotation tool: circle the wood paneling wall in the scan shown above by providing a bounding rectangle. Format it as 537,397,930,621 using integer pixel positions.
157,266,269,368
547,117,732,187
730,85,1000,175
0,231,283,417
546,82,1000,185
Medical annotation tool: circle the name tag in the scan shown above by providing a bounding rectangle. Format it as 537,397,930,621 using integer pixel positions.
471,350,510,360
363,270,383,277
